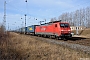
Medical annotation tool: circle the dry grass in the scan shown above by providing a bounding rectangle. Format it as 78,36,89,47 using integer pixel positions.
5,32,89,60
0,26,10,60
72,28,90,38
80,28,90,36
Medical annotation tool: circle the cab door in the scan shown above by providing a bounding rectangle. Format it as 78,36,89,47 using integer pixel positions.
54,24,59,36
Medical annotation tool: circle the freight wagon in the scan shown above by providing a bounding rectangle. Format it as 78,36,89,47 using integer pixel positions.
20,27,27,34
35,21,72,39
26,25,39,35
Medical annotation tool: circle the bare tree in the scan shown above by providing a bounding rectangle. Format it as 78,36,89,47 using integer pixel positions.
57,7,90,28
50,17,57,22
86,7,90,27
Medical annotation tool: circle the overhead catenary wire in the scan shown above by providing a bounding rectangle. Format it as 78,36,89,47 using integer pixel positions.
5,0,43,24
5,0,37,29
6,0,37,20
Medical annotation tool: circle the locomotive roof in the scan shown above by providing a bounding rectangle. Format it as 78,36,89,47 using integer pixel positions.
49,20,61,23
40,20,69,25
41,20,62,25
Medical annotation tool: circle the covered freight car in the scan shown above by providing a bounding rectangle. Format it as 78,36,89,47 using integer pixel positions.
26,25,39,35
35,21,72,39
21,27,27,34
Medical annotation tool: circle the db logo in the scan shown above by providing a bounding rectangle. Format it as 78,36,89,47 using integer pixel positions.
41,28,46,31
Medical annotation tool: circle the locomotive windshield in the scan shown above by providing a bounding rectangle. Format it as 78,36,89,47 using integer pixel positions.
60,23,69,27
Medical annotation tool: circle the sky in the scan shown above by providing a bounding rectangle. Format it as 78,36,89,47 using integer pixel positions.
0,0,90,30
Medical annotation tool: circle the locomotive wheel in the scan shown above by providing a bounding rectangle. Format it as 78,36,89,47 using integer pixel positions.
56,36,59,40
38,35,41,37
63,38,68,41
42,35,46,38
49,36,52,39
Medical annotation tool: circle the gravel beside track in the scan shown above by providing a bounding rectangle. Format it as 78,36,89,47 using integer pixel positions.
47,40,90,54
29,35,90,55
43,39,90,54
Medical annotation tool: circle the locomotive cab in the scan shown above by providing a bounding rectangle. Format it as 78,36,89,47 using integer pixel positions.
59,23,72,39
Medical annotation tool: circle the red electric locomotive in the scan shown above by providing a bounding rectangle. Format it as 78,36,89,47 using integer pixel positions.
35,21,72,39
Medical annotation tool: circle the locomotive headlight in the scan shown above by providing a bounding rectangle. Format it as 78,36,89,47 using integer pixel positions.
61,30,64,31
61,30,64,33
68,30,71,33
68,30,71,31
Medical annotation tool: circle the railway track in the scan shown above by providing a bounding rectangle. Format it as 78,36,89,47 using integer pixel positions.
25,34,90,55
